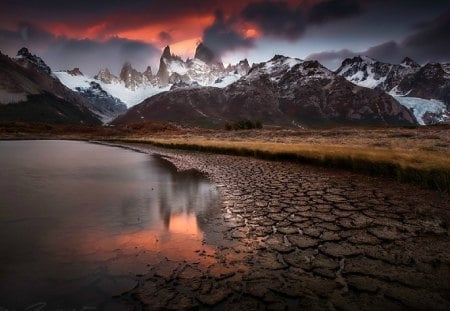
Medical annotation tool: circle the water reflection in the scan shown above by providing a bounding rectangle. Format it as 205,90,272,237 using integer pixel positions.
0,140,220,310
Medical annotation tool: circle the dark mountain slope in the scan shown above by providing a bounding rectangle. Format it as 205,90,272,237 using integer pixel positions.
0,50,101,124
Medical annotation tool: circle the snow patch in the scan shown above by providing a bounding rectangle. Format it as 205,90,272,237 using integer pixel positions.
213,73,241,87
245,56,304,82
344,64,386,88
263,57,303,76
166,59,189,75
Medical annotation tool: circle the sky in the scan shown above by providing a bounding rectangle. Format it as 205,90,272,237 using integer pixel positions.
0,0,449,75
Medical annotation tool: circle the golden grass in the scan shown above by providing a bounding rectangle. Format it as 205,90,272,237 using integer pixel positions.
115,136,450,192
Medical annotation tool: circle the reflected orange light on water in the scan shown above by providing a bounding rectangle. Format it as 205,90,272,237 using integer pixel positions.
74,213,216,265
168,213,200,235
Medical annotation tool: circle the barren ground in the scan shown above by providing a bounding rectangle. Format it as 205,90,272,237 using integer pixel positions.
112,142,450,310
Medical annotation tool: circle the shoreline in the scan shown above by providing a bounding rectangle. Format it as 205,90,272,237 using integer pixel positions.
106,141,450,310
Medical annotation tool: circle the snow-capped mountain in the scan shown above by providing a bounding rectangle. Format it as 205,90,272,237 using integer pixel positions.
114,55,416,128
156,44,243,87
336,56,420,91
55,43,251,110
336,56,449,124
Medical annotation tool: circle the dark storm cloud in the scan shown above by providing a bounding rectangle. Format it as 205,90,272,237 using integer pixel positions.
0,23,54,52
0,24,160,76
241,0,362,40
308,0,362,24
203,10,254,56
241,2,307,40
401,10,450,62
50,37,160,75
306,9,450,69
158,31,173,44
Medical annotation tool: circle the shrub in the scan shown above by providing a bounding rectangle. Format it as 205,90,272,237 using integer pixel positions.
224,119,263,130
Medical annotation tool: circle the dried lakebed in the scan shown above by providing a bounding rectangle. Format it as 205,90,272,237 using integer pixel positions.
109,142,450,310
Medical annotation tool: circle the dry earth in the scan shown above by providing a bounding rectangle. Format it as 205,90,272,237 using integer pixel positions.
106,143,449,310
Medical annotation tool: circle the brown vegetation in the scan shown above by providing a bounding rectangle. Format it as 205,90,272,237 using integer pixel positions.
1,122,449,192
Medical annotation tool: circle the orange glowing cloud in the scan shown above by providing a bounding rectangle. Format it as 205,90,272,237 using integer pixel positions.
35,12,215,54
116,14,214,49
170,37,202,58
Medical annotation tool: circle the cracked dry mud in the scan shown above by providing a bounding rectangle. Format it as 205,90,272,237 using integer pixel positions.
115,143,450,310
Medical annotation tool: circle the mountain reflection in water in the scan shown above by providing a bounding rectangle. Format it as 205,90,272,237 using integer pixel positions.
0,140,220,310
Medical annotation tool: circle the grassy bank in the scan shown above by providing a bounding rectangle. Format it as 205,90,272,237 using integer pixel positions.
113,137,450,193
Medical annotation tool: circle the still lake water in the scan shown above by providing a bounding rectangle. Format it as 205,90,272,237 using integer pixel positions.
0,140,219,310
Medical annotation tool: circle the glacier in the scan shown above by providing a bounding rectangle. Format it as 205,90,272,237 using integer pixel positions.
393,96,447,125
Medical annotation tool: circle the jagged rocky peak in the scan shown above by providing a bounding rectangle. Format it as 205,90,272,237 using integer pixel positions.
194,43,217,64
16,47,34,59
224,59,250,75
66,67,83,76
234,59,250,74
143,66,153,80
120,62,143,90
336,55,376,74
238,58,250,68
269,54,303,66
15,47,52,75
401,57,420,69
341,55,374,66
161,45,172,59
94,68,119,84
156,46,173,85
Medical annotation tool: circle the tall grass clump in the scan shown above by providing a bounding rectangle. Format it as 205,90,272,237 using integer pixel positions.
108,137,450,193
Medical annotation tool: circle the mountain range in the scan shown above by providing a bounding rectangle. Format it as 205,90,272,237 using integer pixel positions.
1,44,449,127
113,55,415,127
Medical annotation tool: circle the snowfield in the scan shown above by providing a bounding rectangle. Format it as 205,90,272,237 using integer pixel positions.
54,71,170,108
